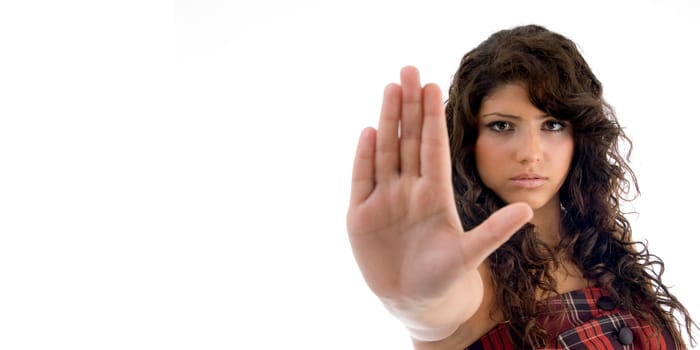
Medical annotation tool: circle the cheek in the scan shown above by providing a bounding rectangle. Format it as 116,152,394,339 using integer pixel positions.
475,137,506,162
474,137,490,162
555,139,575,170
474,137,502,180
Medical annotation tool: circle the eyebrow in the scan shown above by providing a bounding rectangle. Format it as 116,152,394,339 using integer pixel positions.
480,112,550,119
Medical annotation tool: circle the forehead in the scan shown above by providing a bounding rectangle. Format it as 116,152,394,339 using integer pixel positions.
482,81,527,102
479,82,544,116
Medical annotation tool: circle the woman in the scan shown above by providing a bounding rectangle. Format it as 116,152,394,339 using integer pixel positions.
346,25,696,349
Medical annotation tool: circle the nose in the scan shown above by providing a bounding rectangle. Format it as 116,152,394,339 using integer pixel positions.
516,128,542,164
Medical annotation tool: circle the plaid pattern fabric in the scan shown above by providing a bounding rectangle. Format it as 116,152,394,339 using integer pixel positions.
465,287,677,349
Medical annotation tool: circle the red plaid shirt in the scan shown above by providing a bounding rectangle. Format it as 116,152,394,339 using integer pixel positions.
465,287,677,349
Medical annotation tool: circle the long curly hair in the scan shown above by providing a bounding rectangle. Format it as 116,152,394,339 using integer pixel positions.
445,24,696,348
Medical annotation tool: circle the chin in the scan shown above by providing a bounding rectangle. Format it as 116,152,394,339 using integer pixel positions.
502,197,550,211
492,187,560,212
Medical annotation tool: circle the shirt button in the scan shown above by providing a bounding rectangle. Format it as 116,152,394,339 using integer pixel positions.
596,296,616,311
618,327,634,345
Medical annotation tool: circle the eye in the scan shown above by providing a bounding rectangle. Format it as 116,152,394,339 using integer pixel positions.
486,121,513,132
543,120,567,132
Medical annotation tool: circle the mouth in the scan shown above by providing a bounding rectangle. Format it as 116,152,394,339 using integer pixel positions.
510,174,547,188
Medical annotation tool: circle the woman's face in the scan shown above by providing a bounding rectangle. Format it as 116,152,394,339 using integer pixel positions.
475,82,574,213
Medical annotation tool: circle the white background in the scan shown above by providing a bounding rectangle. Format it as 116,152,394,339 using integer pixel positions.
1,1,698,349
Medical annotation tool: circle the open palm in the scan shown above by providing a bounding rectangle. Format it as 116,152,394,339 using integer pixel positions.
346,67,532,338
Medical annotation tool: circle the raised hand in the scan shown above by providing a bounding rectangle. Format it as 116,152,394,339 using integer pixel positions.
346,66,532,341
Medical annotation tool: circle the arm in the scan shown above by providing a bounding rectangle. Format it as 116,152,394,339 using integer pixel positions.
346,66,532,342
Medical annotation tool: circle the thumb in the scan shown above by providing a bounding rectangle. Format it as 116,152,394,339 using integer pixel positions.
459,202,533,270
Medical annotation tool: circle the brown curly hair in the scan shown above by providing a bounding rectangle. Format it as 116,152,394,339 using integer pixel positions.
445,24,696,348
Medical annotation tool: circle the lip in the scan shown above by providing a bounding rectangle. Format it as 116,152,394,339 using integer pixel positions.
509,173,547,188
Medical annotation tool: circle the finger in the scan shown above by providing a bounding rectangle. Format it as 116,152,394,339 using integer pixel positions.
376,83,401,182
459,203,534,270
420,83,450,183
399,66,423,176
349,127,377,206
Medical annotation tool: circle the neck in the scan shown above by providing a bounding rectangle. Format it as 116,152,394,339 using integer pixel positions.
529,198,563,247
